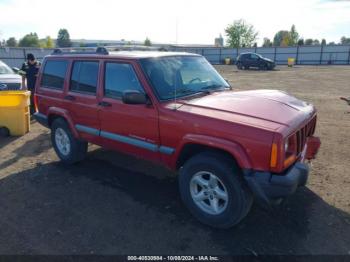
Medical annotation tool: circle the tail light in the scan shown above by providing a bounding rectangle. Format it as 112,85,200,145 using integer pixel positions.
33,94,38,112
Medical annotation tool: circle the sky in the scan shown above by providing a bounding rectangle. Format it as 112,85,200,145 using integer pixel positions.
0,0,349,45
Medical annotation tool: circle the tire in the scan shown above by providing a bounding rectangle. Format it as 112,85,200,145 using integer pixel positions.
179,152,253,228
0,127,10,137
51,118,88,164
259,63,268,70
244,65,250,70
236,62,242,70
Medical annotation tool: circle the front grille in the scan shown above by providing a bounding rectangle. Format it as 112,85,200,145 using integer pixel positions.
0,82,21,90
296,116,317,155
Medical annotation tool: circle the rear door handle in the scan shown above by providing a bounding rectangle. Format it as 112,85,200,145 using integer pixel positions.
64,95,75,101
98,101,112,107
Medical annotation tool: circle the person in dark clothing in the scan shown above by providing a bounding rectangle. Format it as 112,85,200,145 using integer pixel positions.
20,53,41,114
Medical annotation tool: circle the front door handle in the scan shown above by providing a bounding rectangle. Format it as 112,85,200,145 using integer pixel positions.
98,101,112,107
64,95,75,101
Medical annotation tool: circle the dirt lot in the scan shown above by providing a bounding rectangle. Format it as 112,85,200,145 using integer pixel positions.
0,66,349,255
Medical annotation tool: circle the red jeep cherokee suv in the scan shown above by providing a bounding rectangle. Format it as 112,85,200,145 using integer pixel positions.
34,48,321,228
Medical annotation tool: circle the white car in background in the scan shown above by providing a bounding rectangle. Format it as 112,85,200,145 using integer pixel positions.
0,60,22,90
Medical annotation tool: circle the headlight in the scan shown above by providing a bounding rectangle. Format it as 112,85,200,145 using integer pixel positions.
284,135,297,168
284,140,289,153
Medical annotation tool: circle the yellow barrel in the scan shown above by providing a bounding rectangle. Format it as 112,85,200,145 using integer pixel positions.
0,90,31,136
225,58,231,65
288,58,295,67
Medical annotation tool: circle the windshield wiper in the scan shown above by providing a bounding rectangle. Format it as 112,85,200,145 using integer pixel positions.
201,84,230,92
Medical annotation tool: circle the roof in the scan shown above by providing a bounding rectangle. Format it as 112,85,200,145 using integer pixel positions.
48,50,201,59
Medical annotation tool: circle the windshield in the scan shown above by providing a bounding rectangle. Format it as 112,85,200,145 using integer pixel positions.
140,56,230,100
0,61,14,74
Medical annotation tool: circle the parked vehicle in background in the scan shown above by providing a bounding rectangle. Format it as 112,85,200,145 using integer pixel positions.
236,52,275,70
0,60,22,90
34,48,320,228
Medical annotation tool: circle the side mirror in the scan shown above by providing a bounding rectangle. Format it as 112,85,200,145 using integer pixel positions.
122,90,148,105
224,79,232,88
12,67,20,73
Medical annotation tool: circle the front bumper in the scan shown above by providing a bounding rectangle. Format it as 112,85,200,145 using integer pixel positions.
243,162,309,205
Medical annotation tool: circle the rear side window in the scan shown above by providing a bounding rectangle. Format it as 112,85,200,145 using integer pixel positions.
104,63,144,99
41,60,68,89
70,61,99,94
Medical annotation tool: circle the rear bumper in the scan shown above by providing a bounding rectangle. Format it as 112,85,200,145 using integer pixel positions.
33,112,49,128
243,162,309,205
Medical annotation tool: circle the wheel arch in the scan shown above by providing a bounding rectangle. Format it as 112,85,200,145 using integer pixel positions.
47,107,79,138
175,135,253,171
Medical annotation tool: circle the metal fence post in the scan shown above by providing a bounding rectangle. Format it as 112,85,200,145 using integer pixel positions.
219,48,222,64
296,45,299,65
319,44,324,65
23,48,26,63
274,47,277,63
348,45,350,65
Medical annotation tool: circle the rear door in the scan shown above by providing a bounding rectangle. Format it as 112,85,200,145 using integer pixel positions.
65,59,101,145
36,58,69,115
98,60,160,162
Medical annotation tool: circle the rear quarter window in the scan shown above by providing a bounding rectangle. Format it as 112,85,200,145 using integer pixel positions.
41,60,68,89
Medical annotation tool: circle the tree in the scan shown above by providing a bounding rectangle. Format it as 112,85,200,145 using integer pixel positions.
313,39,320,45
144,37,152,46
321,39,326,46
6,37,17,47
45,36,54,48
290,25,299,46
225,19,258,48
253,42,257,48
297,38,304,46
56,28,71,47
273,30,290,46
305,38,314,45
340,36,350,45
18,33,40,47
262,37,272,47
281,35,291,47
328,41,336,46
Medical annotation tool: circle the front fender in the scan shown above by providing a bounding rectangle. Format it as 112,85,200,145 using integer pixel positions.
47,107,79,138
174,134,253,170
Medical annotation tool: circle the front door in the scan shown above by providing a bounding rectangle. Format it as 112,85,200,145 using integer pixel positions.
98,61,160,162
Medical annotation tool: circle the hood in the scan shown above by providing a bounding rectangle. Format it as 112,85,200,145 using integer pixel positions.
262,57,274,63
175,90,315,131
0,74,21,83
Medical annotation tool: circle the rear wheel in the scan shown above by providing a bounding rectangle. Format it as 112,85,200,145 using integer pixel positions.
179,152,253,228
51,118,88,164
236,62,243,70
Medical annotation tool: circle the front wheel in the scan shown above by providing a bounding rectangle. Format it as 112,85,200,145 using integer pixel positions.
51,118,88,164
259,63,268,70
179,152,253,228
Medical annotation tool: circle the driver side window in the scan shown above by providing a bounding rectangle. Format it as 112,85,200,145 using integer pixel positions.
250,54,259,60
104,62,144,99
